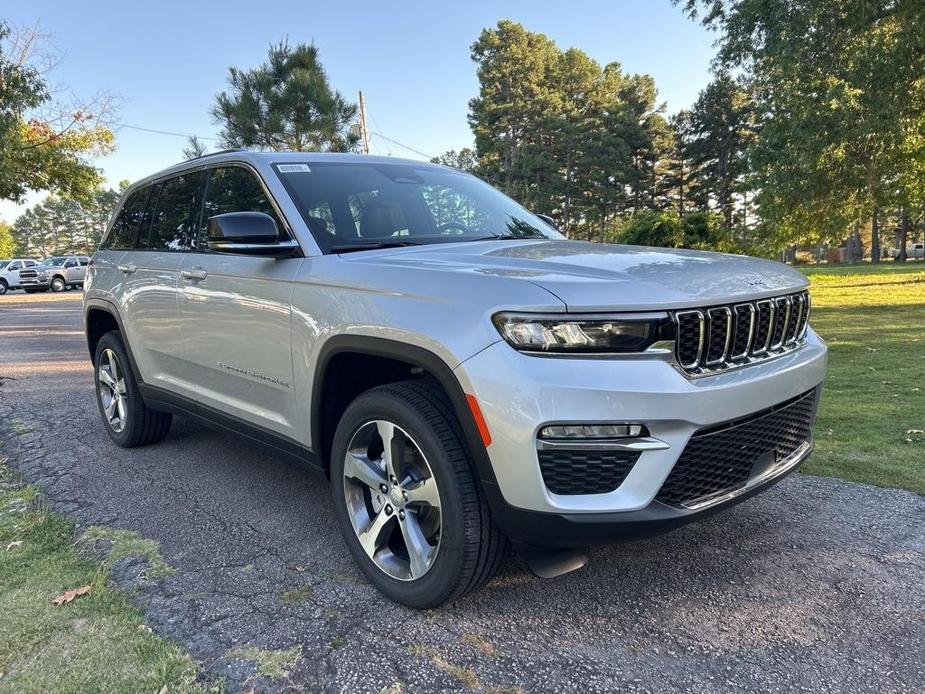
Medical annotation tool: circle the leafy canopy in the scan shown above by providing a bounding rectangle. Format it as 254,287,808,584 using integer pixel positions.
213,41,358,152
0,21,114,203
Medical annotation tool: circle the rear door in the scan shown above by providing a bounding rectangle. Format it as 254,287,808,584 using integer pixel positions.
115,172,203,388
174,164,302,439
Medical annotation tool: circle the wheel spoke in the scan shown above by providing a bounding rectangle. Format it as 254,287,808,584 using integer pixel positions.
344,452,387,491
104,397,117,419
98,367,115,389
357,508,394,558
404,477,440,510
377,420,404,482
114,379,126,396
115,396,126,423
400,513,435,579
107,351,119,380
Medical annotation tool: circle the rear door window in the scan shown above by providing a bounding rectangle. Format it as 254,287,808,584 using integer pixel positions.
145,172,203,251
104,187,152,249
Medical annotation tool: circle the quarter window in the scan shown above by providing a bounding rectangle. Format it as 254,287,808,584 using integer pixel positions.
197,166,285,248
104,187,152,249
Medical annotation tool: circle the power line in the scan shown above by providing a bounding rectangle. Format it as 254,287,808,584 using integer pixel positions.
111,122,222,142
369,131,433,160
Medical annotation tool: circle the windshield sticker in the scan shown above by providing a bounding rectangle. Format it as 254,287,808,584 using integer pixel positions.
277,163,311,173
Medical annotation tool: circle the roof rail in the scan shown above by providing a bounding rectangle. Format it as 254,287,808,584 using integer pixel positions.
185,148,247,162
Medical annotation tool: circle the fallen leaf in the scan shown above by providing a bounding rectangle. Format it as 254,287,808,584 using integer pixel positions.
157,686,168,694
52,585,91,606
866,347,879,352
907,429,924,435
6,540,22,551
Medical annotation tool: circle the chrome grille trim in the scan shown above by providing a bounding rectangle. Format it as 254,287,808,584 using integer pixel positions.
674,310,705,370
704,306,732,366
671,291,810,377
730,303,756,361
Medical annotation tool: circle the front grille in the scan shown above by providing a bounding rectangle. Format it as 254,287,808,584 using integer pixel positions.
656,389,818,507
538,448,640,495
672,290,810,375
19,270,37,279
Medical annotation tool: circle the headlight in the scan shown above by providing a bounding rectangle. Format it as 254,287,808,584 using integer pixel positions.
492,313,669,354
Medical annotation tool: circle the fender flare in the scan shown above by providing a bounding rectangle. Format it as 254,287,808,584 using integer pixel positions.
311,335,500,489
83,298,144,381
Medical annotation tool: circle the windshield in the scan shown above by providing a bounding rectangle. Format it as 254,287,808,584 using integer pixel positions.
274,162,563,253
41,257,67,266
0,261,9,269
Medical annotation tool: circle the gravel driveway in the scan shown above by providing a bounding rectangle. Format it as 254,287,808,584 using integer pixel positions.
1,291,922,693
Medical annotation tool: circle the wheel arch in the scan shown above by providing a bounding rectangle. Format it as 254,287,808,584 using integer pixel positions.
311,335,499,491
84,299,143,381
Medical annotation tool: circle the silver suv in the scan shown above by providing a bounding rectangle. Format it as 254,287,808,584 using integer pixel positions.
83,152,827,607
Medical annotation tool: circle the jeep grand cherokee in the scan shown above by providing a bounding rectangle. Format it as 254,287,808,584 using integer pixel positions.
83,152,827,607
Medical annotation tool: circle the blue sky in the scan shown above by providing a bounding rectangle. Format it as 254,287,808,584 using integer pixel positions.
3,0,716,222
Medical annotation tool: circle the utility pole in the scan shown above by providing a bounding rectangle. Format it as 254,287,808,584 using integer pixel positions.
358,91,370,155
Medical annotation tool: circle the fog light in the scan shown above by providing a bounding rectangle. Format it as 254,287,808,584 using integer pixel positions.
539,424,645,439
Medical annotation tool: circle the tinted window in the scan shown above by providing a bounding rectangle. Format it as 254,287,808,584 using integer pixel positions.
7,261,20,271
104,187,152,249
197,166,285,248
145,172,203,251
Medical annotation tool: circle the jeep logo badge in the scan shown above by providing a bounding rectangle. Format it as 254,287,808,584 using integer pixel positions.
744,274,768,288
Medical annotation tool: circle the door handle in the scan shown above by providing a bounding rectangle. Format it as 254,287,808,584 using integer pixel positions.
117,263,137,274
180,267,208,281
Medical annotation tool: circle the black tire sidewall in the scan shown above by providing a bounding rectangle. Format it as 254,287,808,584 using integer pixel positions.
330,387,474,607
0,280,7,294
51,277,65,292
94,332,143,446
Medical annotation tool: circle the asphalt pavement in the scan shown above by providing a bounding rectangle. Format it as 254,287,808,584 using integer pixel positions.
0,290,922,693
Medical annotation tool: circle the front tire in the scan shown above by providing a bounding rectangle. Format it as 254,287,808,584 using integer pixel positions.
330,380,505,608
0,280,7,295
94,331,172,447
50,277,66,292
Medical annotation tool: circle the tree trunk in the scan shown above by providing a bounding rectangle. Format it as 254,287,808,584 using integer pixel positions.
871,207,881,264
897,209,909,262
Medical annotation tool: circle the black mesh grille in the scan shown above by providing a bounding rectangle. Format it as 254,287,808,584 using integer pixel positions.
753,301,773,353
771,297,790,348
655,389,817,507
705,309,730,363
675,312,703,367
731,305,753,358
538,449,640,495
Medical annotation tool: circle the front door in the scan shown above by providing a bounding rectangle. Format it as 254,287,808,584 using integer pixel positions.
175,164,302,440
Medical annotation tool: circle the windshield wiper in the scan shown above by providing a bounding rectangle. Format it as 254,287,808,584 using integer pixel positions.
330,239,425,254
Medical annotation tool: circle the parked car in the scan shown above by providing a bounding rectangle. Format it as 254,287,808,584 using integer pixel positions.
19,255,89,293
911,243,925,260
83,152,827,608
0,258,39,294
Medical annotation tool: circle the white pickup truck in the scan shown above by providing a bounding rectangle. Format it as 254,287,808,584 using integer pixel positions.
0,258,39,294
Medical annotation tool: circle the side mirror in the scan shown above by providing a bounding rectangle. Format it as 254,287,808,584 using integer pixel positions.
536,213,558,231
207,212,299,257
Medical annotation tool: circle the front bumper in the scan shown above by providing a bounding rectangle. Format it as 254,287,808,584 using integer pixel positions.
19,276,51,288
454,329,827,543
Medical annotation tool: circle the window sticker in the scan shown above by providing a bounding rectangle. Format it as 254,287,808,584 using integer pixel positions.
277,163,312,173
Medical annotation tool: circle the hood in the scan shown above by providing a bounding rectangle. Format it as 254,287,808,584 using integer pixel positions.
342,239,809,312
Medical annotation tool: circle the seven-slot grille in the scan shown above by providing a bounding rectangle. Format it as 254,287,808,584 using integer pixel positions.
673,291,810,375
655,389,818,507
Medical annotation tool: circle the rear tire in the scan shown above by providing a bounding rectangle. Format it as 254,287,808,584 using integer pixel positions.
94,331,172,447
330,380,505,608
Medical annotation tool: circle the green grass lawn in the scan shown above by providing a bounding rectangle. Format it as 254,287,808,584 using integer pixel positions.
0,460,218,693
800,262,925,494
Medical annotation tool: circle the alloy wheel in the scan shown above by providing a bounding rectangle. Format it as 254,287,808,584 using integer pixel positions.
98,348,128,433
343,420,442,580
